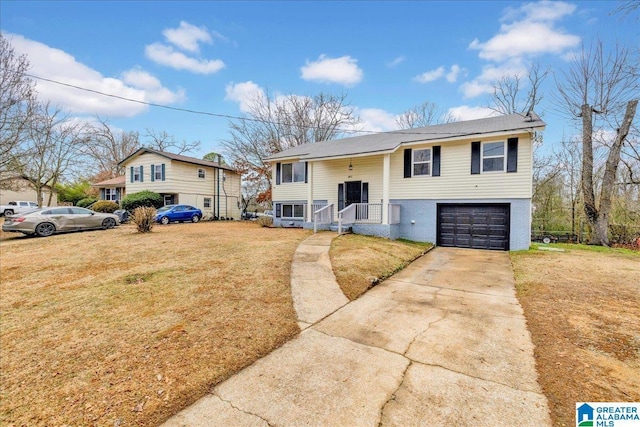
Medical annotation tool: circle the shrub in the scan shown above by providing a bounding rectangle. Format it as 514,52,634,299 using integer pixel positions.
256,216,273,227
121,191,163,211
130,206,156,233
76,197,98,208
91,201,119,213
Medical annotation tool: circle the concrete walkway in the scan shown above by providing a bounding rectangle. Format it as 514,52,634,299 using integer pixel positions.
163,235,551,427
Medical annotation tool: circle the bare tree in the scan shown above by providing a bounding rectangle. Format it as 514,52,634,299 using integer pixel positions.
143,129,200,155
82,117,140,177
395,101,453,129
556,40,639,245
17,104,86,206
488,63,549,116
222,91,360,192
0,34,37,180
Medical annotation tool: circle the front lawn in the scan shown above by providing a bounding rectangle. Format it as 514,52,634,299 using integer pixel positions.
0,222,310,426
511,246,640,426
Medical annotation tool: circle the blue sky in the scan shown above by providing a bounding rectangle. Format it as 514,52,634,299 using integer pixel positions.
1,1,637,160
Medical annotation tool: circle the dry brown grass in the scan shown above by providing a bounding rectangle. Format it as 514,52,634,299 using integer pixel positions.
0,222,310,426
511,246,640,427
330,234,433,300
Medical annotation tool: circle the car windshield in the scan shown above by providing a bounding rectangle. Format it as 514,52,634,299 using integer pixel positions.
156,206,172,213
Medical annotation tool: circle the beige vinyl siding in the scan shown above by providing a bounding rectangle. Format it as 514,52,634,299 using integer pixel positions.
0,180,58,207
272,161,308,201
124,153,173,193
312,156,384,205
390,133,532,200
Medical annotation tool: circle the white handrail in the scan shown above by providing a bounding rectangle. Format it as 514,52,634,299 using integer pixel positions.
313,204,334,233
337,204,357,234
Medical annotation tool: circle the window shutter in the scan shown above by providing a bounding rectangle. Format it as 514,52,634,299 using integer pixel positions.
275,203,281,218
130,166,134,183
404,149,412,178
116,188,120,200
507,138,518,173
362,183,369,203
161,164,166,181
140,165,144,182
276,163,281,185
100,188,105,199
432,146,441,177
338,183,344,211
471,142,481,174
304,162,308,183
151,164,155,181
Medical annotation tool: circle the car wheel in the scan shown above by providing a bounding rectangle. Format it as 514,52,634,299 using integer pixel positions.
35,222,55,237
161,216,170,225
191,215,200,223
4,209,14,216
542,236,551,244
102,218,116,229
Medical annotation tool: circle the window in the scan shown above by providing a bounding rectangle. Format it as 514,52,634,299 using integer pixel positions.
198,168,205,179
105,188,117,201
133,166,142,182
204,198,211,208
413,148,431,176
281,203,305,218
281,162,305,183
154,164,163,180
482,141,505,172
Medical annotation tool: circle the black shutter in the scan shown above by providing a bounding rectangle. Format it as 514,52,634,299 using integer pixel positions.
276,163,281,185
471,141,481,174
161,163,166,181
507,138,518,173
275,203,281,218
404,149,412,178
362,183,369,203
130,166,134,183
432,146,441,177
151,164,155,182
100,188,105,199
140,165,144,182
338,183,344,211
304,161,308,183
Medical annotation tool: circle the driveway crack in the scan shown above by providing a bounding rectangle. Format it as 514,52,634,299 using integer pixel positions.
377,360,412,427
212,392,274,427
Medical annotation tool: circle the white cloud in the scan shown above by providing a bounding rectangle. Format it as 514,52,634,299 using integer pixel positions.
447,106,498,121
224,81,266,113
446,65,462,83
145,42,225,74
162,21,213,53
4,33,183,117
460,60,527,98
387,56,405,68
469,1,580,61
415,66,445,83
357,108,397,133
300,55,363,86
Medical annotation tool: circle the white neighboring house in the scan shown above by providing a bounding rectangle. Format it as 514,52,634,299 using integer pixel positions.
119,148,242,220
0,174,58,207
268,113,546,251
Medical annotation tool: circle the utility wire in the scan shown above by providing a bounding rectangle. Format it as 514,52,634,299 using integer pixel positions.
23,73,513,139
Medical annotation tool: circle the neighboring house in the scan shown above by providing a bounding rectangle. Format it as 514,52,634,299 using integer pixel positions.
119,148,241,220
93,175,126,202
0,174,58,207
268,112,546,251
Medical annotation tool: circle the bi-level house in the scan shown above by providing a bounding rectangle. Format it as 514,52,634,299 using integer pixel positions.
119,148,241,220
268,113,545,251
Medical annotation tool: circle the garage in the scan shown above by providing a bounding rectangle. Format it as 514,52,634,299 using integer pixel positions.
437,204,510,251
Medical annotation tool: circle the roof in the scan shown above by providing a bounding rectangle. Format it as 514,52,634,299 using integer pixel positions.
267,112,545,161
119,148,237,172
92,175,126,187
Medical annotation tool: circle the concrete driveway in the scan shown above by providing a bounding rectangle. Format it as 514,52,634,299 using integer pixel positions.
164,245,550,426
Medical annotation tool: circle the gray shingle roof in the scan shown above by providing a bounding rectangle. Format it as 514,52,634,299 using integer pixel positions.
267,112,545,161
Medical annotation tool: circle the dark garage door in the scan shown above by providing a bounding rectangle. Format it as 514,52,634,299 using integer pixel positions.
437,204,510,251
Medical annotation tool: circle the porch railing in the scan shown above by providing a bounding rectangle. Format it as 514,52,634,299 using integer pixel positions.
389,204,401,225
313,204,334,233
337,204,356,234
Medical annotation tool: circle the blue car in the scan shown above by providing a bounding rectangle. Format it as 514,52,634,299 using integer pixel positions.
155,204,203,225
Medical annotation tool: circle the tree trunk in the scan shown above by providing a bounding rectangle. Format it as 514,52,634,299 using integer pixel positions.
580,104,600,243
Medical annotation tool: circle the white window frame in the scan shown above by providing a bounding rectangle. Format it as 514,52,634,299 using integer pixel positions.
198,168,205,179
204,197,211,208
133,166,142,182
481,141,506,173
154,164,163,181
104,188,117,201
281,203,305,218
281,162,305,184
412,148,432,176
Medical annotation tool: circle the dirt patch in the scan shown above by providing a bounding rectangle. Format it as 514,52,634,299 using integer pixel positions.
0,222,310,426
511,246,640,427
330,234,432,300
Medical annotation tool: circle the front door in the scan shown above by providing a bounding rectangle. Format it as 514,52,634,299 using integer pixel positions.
345,181,362,206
